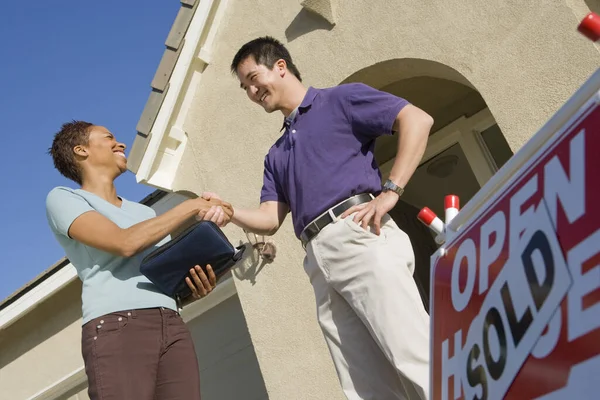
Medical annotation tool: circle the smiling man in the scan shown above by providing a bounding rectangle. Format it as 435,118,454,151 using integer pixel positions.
210,37,434,399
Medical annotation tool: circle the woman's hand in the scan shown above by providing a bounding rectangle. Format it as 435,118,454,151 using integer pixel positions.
185,264,217,300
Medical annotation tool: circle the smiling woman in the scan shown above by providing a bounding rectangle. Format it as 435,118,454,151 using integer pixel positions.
44,120,234,400
73,125,129,187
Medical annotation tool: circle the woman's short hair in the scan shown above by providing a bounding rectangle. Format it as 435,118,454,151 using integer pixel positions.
48,120,94,185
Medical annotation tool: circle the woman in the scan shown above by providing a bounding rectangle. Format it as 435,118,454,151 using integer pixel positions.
45,121,231,399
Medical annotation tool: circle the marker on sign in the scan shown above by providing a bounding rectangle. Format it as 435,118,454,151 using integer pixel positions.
444,195,460,225
418,207,445,236
578,12,600,42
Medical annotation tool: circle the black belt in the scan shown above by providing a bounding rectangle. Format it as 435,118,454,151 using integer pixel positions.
300,193,373,248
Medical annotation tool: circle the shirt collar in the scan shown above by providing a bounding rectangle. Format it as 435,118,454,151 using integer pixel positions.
299,87,318,109
281,108,297,131
280,87,318,131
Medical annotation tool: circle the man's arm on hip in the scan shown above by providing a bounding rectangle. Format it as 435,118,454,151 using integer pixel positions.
388,104,433,188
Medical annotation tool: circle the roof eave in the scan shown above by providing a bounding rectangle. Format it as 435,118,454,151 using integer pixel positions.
128,0,230,191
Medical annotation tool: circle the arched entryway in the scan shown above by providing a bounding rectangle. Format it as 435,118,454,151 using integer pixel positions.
342,59,514,311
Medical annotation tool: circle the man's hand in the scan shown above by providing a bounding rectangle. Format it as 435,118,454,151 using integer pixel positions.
340,191,399,235
185,264,217,300
193,193,233,227
202,206,228,226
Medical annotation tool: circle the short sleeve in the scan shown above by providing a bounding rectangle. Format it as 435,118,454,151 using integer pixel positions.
46,187,94,238
259,155,288,205
343,83,409,139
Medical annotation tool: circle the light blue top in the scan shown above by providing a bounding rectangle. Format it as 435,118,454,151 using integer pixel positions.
45,186,177,324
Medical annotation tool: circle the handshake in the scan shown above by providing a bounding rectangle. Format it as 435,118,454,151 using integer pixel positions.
190,192,233,227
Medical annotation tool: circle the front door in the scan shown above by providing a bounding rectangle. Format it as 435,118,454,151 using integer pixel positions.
379,108,513,311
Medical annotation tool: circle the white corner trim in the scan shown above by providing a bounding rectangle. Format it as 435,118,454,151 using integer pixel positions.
180,275,237,322
26,365,86,400
0,264,77,331
197,0,230,65
136,0,224,190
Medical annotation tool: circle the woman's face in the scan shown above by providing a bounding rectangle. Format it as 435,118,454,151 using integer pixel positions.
77,126,127,177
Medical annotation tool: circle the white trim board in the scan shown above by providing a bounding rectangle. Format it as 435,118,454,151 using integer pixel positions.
0,264,78,331
181,275,237,322
26,366,87,400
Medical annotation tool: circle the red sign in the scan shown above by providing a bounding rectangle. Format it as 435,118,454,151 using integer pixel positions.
430,99,600,399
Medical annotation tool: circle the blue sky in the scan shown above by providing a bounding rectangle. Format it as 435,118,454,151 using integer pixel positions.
0,1,181,301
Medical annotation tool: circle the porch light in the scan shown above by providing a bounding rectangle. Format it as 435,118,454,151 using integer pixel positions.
243,230,277,263
426,154,459,178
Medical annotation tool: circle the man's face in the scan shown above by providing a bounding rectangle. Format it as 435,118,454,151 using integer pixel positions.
79,126,127,175
236,56,285,113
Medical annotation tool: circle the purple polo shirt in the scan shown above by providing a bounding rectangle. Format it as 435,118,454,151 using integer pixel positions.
260,83,409,238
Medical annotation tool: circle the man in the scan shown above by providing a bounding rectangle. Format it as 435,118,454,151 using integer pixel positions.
45,121,232,399
217,37,432,399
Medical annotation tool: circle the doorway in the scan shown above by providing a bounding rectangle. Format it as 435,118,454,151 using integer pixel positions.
342,60,515,311
379,107,513,311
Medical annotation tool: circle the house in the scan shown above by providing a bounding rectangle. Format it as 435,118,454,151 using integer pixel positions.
1,1,598,399
126,1,598,398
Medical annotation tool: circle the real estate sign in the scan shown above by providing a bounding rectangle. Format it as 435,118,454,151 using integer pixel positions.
430,92,600,399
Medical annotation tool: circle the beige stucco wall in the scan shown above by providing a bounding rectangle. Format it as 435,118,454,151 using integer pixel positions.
167,1,599,399
0,280,84,399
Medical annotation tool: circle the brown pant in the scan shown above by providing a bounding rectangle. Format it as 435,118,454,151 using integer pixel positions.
81,307,201,400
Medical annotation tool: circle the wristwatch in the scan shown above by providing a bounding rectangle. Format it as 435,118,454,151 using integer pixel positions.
382,179,404,196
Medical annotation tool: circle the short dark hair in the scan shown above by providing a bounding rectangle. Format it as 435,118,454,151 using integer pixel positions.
231,36,302,82
48,120,94,185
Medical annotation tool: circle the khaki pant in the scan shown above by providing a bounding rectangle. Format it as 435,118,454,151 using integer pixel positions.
304,213,430,400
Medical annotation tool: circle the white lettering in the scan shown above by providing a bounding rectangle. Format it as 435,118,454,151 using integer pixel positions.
479,211,506,294
442,330,463,400
509,176,538,257
567,228,600,342
461,207,570,400
544,129,586,226
451,239,477,312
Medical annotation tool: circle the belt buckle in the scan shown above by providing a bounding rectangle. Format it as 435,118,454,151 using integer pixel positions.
301,232,309,250
302,221,319,249
302,208,339,249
